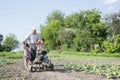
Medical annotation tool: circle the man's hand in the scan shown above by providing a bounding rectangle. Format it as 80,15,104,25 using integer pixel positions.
22,41,25,46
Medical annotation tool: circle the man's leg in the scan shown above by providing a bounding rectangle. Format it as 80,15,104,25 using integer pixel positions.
30,48,36,63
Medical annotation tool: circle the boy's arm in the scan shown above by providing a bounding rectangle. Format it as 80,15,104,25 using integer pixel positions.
41,45,44,50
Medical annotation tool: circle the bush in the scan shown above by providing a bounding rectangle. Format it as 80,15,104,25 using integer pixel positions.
1,45,11,52
91,44,101,53
103,36,120,53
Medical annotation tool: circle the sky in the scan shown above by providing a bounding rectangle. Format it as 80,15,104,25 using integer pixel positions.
0,0,120,42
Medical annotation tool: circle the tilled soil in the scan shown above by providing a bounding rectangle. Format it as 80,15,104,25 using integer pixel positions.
0,58,120,80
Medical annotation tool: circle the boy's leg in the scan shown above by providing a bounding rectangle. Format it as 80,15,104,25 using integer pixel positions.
24,59,27,69
39,55,43,61
26,60,29,70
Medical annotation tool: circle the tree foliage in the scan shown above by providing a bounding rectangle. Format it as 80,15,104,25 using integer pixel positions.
103,35,120,53
0,34,3,51
0,34,3,43
46,10,65,24
2,34,19,52
102,11,120,53
105,11,120,40
41,20,63,50
58,28,76,50
72,9,107,52
40,9,120,53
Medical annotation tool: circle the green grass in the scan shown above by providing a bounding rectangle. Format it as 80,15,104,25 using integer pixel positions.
0,52,23,59
48,51,120,61
0,51,120,60
0,58,14,65
48,53,117,61
60,51,120,58
64,64,120,79
50,51,120,57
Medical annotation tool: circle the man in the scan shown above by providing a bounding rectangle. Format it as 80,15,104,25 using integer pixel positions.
22,27,40,63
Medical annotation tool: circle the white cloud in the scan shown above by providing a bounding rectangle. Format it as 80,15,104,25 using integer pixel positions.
103,0,119,4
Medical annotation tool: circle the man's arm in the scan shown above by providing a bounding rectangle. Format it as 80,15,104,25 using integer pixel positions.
22,34,30,45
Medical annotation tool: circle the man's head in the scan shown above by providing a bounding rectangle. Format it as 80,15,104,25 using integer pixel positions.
32,27,36,34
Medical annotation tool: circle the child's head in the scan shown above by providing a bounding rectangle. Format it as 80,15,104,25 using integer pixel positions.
37,40,41,45
24,43,29,49
37,38,44,45
40,38,44,44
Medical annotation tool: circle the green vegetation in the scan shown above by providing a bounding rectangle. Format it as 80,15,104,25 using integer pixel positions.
0,51,120,60
0,51,119,79
49,53,119,62
47,51,120,62
49,51,120,59
103,36,120,53
0,58,14,65
64,64,120,79
0,9,120,54
0,8,120,80
0,52,23,59
0,34,19,52
0,34,3,51
40,9,120,53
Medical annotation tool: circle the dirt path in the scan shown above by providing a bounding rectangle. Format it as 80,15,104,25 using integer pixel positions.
0,58,120,80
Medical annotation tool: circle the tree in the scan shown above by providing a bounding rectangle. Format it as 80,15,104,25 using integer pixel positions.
41,20,63,50
58,28,76,50
0,34,3,51
46,10,65,24
64,13,79,28
0,34,3,43
40,9,108,52
73,9,107,52
102,11,120,53
104,11,120,42
74,30,93,51
2,34,19,52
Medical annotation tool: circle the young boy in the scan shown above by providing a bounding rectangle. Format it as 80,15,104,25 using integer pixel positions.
36,38,45,61
23,43,31,70
36,38,44,53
